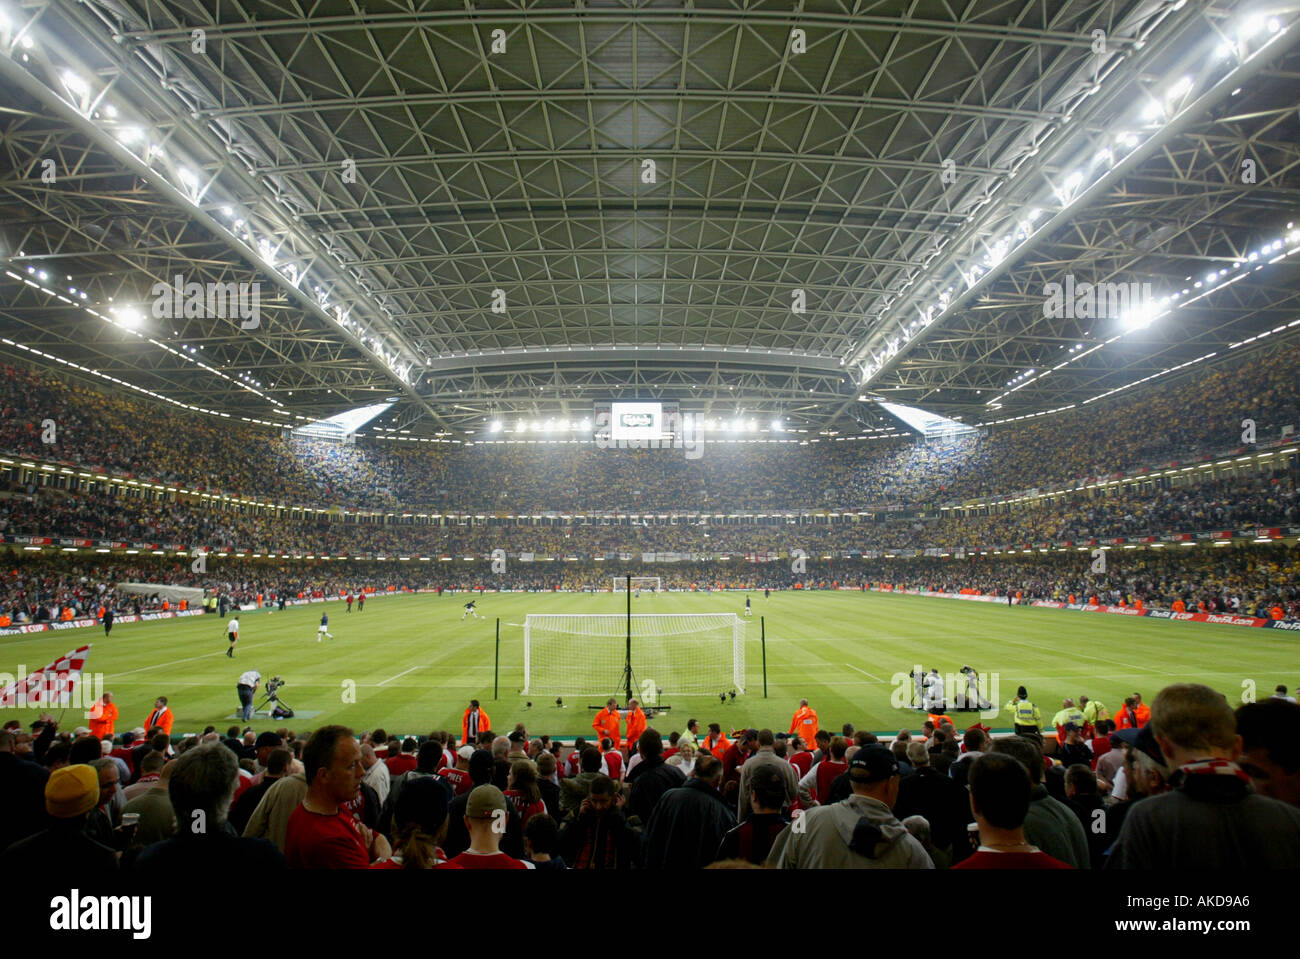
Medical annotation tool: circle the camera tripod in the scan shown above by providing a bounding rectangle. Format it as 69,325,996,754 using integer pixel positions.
255,685,292,715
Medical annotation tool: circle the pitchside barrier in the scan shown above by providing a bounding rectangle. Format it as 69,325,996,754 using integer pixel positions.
864,586,1293,631
0,590,408,638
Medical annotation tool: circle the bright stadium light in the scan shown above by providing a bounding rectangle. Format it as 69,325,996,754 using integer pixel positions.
114,307,143,329
1121,302,1158,331
771,418,783,431
62,71,89,97
489,420,502,433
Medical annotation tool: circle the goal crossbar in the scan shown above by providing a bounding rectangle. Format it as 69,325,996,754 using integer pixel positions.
522,612,744,696
613,576,660,591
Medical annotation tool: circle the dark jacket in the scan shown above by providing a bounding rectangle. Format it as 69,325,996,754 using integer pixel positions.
539,778,561,820
1106,767,1300,869
625,757,686,826
133,822,285,873
893,765,974,855
717,812,790,865
379,769,453,836
0,751,49,852
1065,793,1116,869
1024,784,1090,868
557,808,641,869
642,778,737,869
2,819,117,874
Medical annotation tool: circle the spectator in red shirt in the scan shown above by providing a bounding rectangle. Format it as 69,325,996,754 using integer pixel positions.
601,739,623,781
385,738,418,777
447,785,533,869
108,731,137,775
284,725,392,869
565,737,589,778
953,753,1072,870
441,745,475,797
722,728,758,790
1089,720,1113,770
787,736,813,778
504,759,546,828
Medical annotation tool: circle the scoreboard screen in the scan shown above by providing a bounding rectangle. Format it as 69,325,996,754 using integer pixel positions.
611,402,662,439
592,401,681,441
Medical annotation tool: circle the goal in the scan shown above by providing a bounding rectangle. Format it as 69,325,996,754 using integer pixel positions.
612,576,660,592
522,613,745,697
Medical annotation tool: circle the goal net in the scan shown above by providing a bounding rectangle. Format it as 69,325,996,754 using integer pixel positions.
612,576,660,592
522,613,744,696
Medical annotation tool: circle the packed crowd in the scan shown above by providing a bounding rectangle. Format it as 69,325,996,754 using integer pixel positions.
3,467,1298,560
4,683,1297,870
3,338,1297,514
4,540,1300,623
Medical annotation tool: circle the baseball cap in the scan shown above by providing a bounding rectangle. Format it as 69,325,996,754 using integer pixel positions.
254,731,282,749
45,765,99,818
1113,725,1166,768
465,784,507,820
849,744,900,783
457,744,475,760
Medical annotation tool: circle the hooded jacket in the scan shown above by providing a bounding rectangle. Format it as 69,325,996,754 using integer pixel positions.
766,793,934,869
642,777,737,869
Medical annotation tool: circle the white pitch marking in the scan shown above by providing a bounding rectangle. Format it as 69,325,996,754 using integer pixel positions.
377,665,421,686
844,663,884,682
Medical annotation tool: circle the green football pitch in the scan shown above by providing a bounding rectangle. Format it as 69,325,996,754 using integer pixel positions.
2,591,1293,739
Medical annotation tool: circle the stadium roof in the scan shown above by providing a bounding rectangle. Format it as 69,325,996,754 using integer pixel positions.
1,1,1298,440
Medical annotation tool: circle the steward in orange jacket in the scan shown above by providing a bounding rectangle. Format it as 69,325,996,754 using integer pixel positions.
462,700,491,745
789,700,818,743
593,699,622,751
702,724,731,759
143,698,174,737
624,700,647,752
88,693,118,740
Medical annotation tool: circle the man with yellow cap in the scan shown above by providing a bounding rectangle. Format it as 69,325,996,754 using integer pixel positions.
0,765,117,871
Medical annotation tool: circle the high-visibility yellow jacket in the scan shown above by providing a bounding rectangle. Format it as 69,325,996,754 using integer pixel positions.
1006,699,1041,729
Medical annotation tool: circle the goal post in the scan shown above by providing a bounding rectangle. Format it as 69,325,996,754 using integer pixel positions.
522,613,744,697
612,576,660,592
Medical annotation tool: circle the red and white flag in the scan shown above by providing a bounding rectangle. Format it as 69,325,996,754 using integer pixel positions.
0,644,93,708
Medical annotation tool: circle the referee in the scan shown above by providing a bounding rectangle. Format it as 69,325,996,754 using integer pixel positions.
1005,685,1042,737
237,669,261,722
